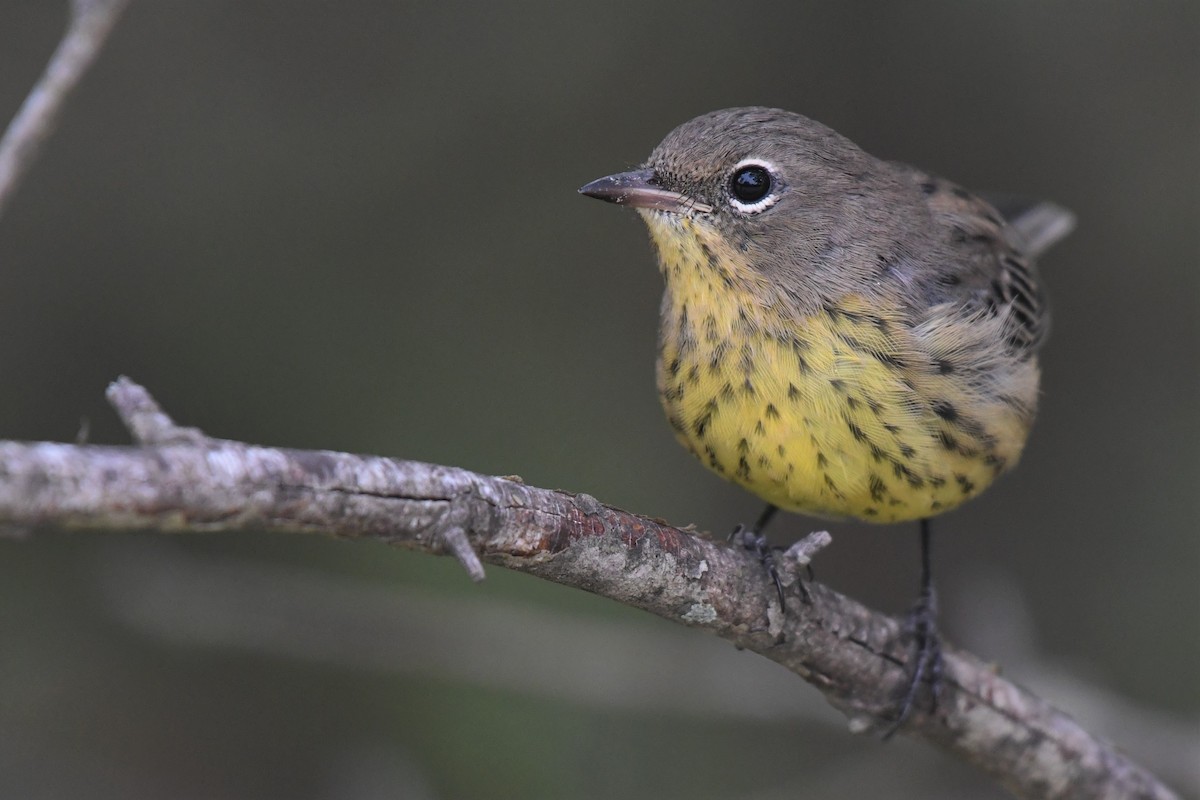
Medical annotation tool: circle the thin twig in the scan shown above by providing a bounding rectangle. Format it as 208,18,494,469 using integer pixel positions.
0,0,132,220
0,378,1180,800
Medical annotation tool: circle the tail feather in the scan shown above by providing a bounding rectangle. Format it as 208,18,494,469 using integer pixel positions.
982,194,1076,259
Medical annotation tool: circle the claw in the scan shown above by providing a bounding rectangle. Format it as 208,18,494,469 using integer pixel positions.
882,592,942,739
882,518,942,739
730,527,787,608
730,505,810,607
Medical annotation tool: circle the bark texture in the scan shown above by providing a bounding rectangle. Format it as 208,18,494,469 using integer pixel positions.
0,378,1177,800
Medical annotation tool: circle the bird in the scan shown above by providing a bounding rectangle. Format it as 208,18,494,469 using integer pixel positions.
578,106,1074,733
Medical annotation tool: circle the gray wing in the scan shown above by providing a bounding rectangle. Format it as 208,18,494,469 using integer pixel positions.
906,169,1072,354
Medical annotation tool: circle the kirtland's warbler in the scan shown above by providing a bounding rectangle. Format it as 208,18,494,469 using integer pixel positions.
580,107,1073,731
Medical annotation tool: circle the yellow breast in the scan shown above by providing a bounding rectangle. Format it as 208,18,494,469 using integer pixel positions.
644,213,1037,523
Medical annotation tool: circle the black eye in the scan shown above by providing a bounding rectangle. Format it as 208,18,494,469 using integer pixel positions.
731,165,772,203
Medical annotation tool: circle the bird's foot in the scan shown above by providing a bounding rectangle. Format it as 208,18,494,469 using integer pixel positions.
728,524,789,608
882,588,943,739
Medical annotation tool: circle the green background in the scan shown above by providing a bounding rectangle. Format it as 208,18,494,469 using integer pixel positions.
1,3,1196,798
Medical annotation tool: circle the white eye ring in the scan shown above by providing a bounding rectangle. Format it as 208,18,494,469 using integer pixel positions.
727,158,782,215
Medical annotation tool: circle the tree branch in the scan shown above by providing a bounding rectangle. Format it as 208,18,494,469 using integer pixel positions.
0,378,1179,800
0,0,131,220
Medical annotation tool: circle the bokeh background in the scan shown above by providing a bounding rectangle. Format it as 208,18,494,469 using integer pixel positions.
1,3,1196,798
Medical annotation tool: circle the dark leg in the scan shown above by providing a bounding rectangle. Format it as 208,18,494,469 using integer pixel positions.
882,517,943,739
729,504,790,607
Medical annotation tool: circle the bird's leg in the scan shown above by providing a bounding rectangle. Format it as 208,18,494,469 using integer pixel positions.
729,504,796,607
883,518,943,739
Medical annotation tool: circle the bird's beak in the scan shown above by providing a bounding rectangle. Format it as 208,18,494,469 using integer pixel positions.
578,168,712,214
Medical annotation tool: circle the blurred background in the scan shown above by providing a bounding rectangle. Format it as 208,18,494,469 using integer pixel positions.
0,3,1196,798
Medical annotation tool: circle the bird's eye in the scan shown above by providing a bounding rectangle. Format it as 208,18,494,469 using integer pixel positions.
728,160,780,213
732,166,770,201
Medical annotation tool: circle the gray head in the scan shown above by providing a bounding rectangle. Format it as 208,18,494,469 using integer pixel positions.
581,107,934,311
